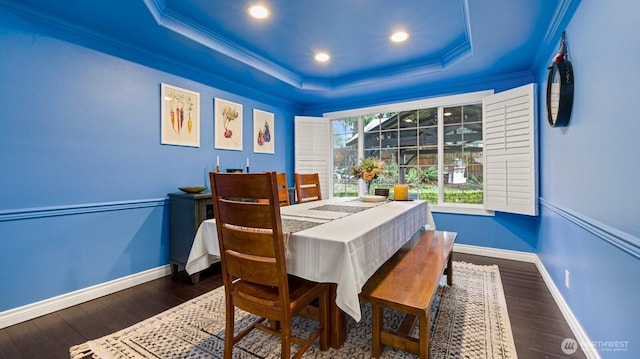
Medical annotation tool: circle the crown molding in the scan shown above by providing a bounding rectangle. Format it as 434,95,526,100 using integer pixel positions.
142,0,474,93
0,0,301,108
534,0,581,68
142,0,303,87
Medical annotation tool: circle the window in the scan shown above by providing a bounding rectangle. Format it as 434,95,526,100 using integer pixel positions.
328,91,492,213
296,85,537,216
442,104,483,204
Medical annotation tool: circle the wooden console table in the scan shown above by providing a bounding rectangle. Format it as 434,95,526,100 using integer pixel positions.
167,192,217,283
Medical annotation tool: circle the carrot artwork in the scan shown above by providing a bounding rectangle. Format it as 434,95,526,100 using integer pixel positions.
167,94,195,134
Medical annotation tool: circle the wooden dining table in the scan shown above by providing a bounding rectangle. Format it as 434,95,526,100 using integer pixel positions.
186,196,435,347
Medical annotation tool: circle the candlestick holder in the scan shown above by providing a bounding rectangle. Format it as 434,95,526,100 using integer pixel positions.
246,166,250,173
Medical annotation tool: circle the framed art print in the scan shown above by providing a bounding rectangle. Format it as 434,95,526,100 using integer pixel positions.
253,109,275,154
161,83,200,147
214,97,243,151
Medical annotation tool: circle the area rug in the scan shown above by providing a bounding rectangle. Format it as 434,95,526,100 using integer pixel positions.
70,261,517,359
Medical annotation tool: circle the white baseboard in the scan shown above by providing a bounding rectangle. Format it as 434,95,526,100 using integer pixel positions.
454,243,538,263
0,265,172,329
453,244,600,359
532,258,600,359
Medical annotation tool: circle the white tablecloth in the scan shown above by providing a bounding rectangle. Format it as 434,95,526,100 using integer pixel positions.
186,197,435,321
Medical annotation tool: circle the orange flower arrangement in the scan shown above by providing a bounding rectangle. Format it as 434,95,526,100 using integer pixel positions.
350,157,385,193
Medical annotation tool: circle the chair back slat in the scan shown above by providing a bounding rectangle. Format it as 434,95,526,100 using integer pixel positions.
276,172,290,207
216,200,275,229
294,173,322,203
224,249,280,287
219,225,277,259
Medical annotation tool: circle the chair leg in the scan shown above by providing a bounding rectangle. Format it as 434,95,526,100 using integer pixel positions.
281,318,291,359
224,302,235,359
269,319,281,330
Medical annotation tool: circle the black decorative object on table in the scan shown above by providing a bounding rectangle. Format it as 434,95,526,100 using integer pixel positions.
374,188,389,197
178,186,207,194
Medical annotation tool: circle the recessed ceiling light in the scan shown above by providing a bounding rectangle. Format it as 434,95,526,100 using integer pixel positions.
390,31,409,43
248,4,270,19
314,52,330,62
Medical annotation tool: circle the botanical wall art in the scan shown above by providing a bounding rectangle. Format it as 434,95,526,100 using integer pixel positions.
214,97,243,151
253,109,275,154
160,83,200,147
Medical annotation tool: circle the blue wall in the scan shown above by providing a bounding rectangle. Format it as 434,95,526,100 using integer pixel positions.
0,8,296,310
434,211,538,252
2,2,639,356
536,1,640,357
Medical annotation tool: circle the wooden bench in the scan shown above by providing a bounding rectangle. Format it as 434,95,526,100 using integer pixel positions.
360,230,457,359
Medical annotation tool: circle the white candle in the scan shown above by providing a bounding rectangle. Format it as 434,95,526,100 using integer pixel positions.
216,156,220,166
246,157,250,167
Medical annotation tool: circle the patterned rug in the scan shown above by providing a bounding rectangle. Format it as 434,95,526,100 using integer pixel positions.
70,261,517,358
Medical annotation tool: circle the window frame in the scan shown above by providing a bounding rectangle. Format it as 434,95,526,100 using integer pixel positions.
324,90,495,216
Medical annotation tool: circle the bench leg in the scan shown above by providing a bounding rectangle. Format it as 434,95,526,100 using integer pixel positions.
446,252,453,286
419,313,430,359
371,303,383,357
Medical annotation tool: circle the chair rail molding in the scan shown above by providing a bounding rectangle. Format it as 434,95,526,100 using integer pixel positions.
539,198,640,260
0,198,167,222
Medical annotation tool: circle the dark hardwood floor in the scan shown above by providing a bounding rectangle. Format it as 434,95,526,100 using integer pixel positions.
0,254,585,359
454,253,586,359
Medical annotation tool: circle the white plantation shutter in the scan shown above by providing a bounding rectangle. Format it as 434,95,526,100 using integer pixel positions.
294,116,331,199
482,83,538,215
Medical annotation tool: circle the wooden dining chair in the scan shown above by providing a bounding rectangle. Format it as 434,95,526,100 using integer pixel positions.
209,171,329,359
258,172,290,207
276,172,290,207
294,173,322,203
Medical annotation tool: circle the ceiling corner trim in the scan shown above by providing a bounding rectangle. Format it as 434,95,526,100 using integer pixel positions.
300,59,445,93
461,0,473,48
533,0,580,69
442,41,472,68
542,0,577,47
143,0,167,17
141,0,304,88
443,0,473,68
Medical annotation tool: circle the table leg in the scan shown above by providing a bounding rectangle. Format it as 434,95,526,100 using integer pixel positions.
189,272,200,284
446,253,453,286
170,263,180,279
328,283,346,348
